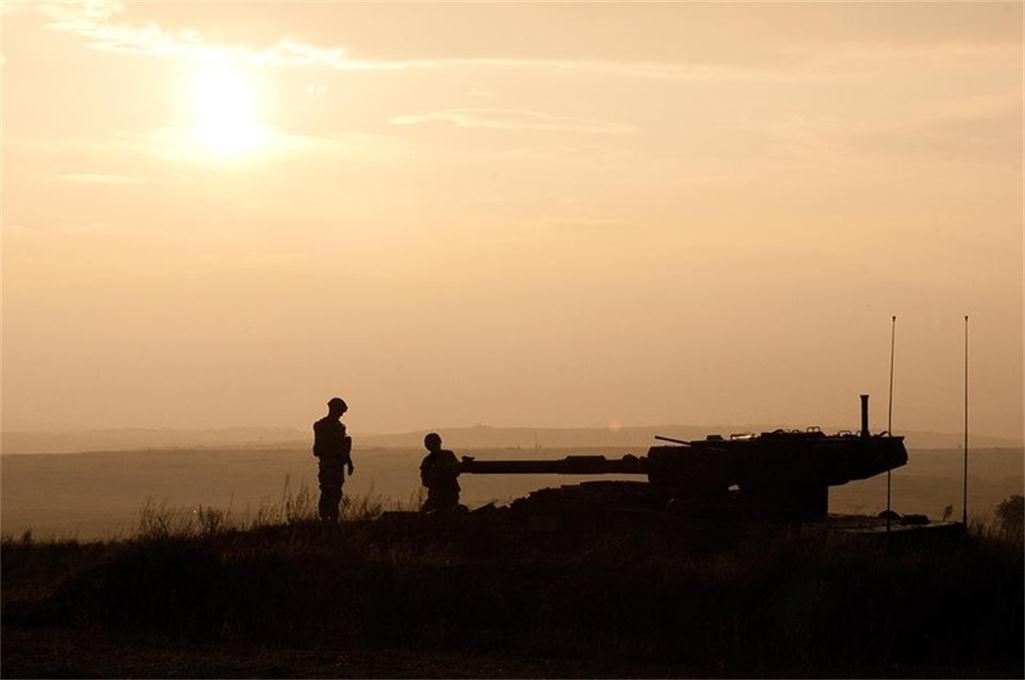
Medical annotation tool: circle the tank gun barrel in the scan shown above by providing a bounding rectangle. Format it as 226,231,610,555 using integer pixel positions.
654,435,691,445
459,454,648,476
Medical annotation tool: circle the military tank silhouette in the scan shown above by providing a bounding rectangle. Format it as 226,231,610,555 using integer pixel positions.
458,395,907,520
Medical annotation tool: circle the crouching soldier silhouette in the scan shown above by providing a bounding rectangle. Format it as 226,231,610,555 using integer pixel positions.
420,432,461,513
313,397,353,522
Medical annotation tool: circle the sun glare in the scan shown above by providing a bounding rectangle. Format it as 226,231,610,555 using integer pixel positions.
190,66,267,156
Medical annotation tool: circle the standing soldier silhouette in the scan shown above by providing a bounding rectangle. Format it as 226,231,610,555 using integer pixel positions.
419,432,461,512
313,397,353,522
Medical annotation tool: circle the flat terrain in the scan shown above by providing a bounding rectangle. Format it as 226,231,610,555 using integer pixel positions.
2,446,1021,539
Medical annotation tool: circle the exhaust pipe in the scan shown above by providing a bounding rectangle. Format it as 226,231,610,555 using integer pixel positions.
860,394,870,438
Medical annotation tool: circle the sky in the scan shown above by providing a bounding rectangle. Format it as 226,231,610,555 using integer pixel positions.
1,1,1022,440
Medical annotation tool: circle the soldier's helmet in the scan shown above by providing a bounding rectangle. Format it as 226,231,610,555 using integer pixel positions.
424,432,442,449
328,397,347,412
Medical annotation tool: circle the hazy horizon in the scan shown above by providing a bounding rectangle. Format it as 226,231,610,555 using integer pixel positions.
3,420,1022,458
3,2,1022,440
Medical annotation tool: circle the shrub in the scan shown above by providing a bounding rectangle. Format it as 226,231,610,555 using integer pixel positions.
994,495,1024,540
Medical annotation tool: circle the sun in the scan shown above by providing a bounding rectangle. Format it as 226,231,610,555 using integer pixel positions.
190,65,267,156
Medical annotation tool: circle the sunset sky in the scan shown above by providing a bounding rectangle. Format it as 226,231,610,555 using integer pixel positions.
2,2,1022,440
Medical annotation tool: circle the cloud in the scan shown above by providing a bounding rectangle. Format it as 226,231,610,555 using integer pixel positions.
32,2,768,81
25,0,1022,92
390,109,636,135
36,1,228,60
251,39,350,68
61,222,112,234
718,92,1023,167
846,102,1023,163
139,124,320,162
52,173,143,184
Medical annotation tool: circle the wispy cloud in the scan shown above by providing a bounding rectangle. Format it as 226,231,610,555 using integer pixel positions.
51,173,143,184
140,125,319,162
719,92,1023,166
37,1,218,60
22,0,1021,90
391,109,636,135
31,1,764,81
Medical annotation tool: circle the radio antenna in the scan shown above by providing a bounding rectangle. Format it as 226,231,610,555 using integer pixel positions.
886,315,896,532
962,315,969,526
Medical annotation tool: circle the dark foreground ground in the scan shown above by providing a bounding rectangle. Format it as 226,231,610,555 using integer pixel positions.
2,627,680,679
4,627,1018,679
2,507,1023,678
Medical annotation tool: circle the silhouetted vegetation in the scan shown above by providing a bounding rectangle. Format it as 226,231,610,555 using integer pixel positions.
3,492,1023,678
994,494,1023,543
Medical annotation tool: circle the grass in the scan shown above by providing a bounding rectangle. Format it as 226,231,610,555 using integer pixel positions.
2,489,1023,678
132,477,396,539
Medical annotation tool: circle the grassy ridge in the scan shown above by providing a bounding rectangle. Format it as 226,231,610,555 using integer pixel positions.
2,494,1023,677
